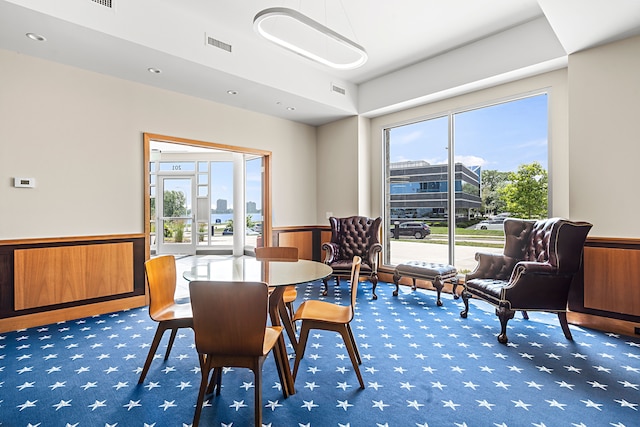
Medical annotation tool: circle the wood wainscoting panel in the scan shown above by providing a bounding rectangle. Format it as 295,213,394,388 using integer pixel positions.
14,242,134,310
278,231,313,260
583,246,640,316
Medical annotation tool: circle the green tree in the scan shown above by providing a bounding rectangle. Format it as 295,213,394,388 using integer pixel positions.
480,169,510,215
163,190,187,217
500,162,548,219
163,190,187,240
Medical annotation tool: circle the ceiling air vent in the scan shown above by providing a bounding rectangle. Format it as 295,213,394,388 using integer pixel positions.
206,34,232,53
331,83,346,95
90,0,113,8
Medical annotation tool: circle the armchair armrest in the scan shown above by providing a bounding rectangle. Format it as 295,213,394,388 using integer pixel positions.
506,261,556,286
322,242,339,264
466,252,518,281
367,243,383,271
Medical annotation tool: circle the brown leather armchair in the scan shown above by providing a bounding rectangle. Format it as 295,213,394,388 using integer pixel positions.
460,217,592,344
322,216,383,299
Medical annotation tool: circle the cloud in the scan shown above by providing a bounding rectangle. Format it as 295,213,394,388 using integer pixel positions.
394,130,423,145
455,155,486,167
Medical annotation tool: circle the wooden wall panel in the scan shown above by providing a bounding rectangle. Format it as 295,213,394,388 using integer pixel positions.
278,231,313,260
272,225,332,262
14,242,134,310
583,246,640,316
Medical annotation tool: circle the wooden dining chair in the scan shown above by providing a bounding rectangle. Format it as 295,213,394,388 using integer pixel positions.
292,256,365,388
139,255,193,383
189,280,283,427
255,246,299,346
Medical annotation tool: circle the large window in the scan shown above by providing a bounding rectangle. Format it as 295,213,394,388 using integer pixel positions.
385,93,548,273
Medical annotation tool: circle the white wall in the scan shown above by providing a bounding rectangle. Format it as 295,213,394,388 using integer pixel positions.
568,34,640,238
315,116,360,222
0,49,317,239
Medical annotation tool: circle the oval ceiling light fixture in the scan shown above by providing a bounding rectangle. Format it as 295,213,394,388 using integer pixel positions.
253,7,367,70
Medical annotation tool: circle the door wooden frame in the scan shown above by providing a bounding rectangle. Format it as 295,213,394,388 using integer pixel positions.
143,133,272,261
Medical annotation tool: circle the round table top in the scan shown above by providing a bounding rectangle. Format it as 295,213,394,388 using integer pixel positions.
182,256,332,286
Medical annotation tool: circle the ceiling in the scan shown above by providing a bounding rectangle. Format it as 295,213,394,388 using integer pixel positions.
2,0,640,126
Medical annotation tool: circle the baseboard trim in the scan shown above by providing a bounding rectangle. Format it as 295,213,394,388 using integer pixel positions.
0,295,147,333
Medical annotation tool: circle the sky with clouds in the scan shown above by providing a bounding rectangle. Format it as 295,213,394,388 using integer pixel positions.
389,93,548,173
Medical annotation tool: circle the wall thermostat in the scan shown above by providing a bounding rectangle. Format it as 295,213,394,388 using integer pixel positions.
14,177,36,188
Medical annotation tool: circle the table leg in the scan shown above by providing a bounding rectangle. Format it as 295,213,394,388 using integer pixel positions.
268,286,296,396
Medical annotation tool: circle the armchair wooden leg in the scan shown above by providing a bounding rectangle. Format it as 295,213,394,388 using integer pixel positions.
496,302,515,344
558,312,573,340
460,289,471,319
321,278,329,296
371,273,379,300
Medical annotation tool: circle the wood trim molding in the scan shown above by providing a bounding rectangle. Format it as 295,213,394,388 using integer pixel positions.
0,233,145,246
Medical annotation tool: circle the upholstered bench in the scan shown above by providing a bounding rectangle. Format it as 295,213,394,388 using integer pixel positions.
392,261,460,306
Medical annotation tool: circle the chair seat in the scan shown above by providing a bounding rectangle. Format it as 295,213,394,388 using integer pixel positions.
329,260,372,274
153,302,193,322
263,326,283,354
293,300,352,324
465,278,508,306
282,286,297,303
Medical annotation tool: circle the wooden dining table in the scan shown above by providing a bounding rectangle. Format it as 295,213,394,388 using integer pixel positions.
182,255,332,397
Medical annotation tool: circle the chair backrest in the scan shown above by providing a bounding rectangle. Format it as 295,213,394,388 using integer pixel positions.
503,217,592,274
255,246,298,261
189,280,269,356
144,255,178,320
348,256,362,318
329,216,381,261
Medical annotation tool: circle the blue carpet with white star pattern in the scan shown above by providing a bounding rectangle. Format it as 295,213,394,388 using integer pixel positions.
1,280,639,427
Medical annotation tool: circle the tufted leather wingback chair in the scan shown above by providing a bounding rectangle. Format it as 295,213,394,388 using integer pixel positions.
460,217,592,344
322,216,383,299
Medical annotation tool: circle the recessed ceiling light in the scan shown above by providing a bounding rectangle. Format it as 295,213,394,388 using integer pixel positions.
147,67,162,74
26,33,46,42
227,90,238,95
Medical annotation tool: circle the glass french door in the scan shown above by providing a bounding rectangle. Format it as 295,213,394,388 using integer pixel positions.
157,175,196,255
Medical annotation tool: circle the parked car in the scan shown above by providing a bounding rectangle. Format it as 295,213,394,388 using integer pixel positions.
222,227,259,235
391,221,431,239
474,218,506,230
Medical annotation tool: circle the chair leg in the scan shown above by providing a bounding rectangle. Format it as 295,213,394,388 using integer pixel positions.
286,301,297,331
322,278,329,296
346,323,361,365
270,336,292,398
253,360,265,427
193,355,213,427
279,301,298,349
521,310,529,320
205,367,222,396
496,302,515,344
340,325,364,389
460,289,471,319
164,328,178,360
138,323,167,383
292,322,312,381
558,312,573,340
369,273,378,300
